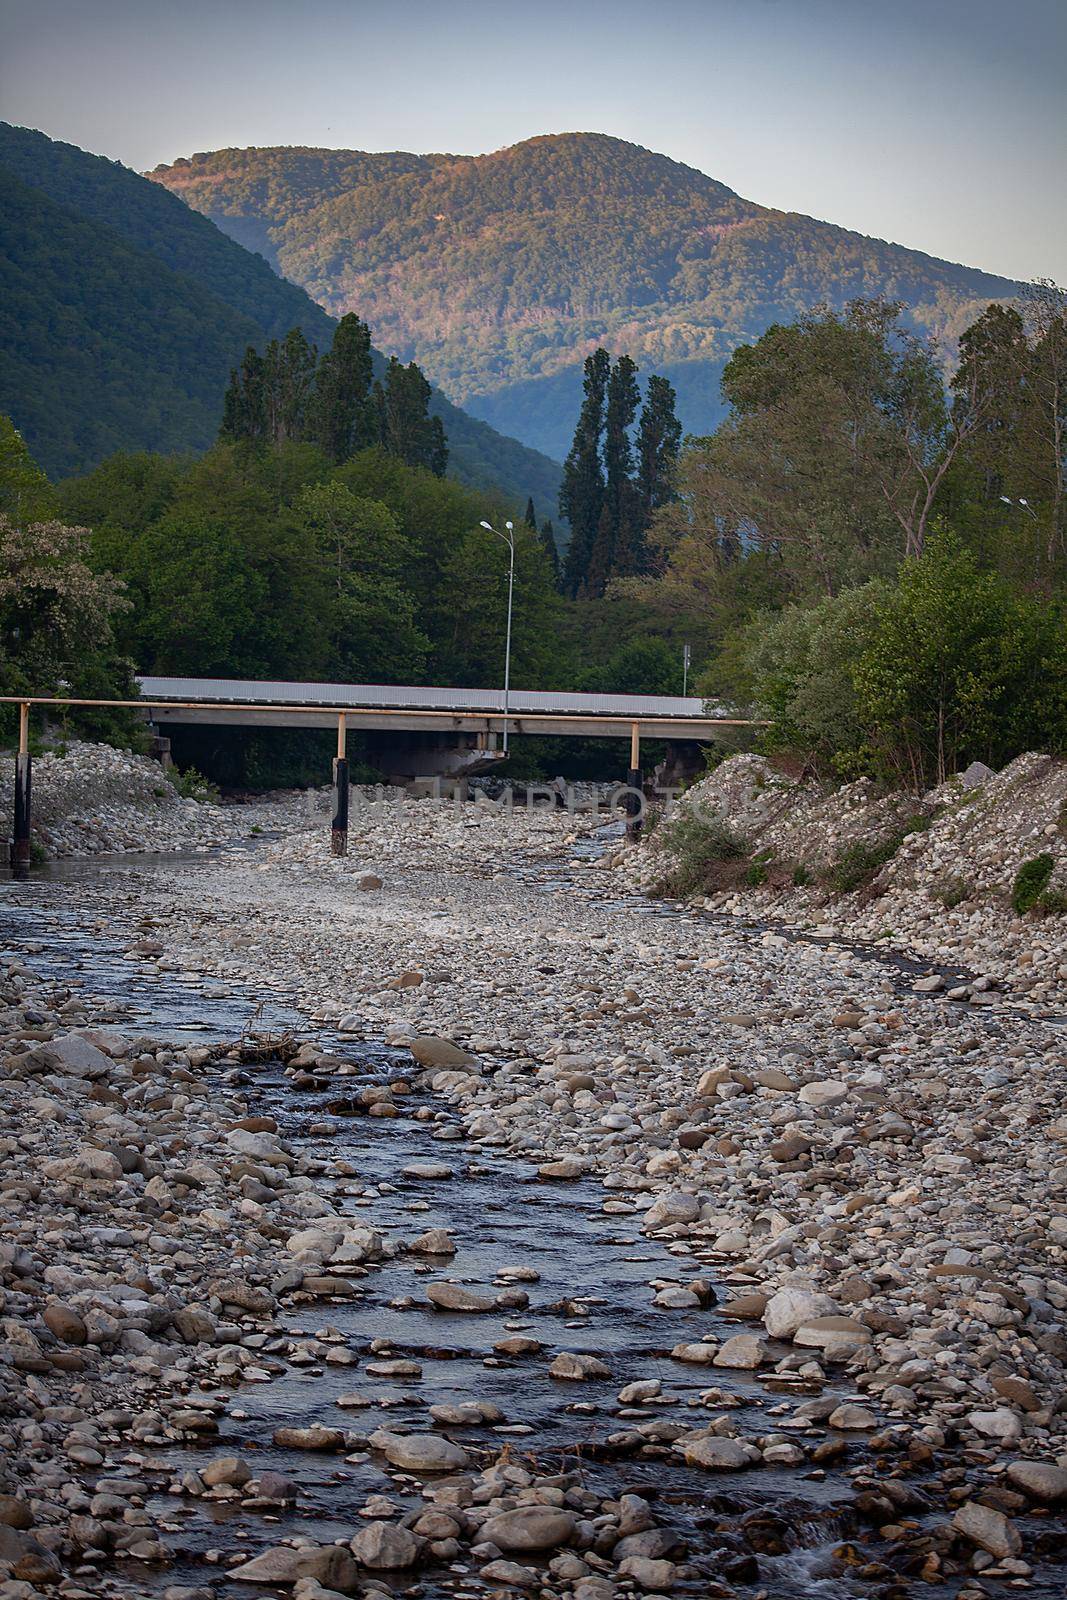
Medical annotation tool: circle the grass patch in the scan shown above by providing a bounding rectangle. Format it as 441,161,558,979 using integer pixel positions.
658,812,751,897
824,812,933,896
792,863,811,887
933,875,971,909
1011,853,1055,915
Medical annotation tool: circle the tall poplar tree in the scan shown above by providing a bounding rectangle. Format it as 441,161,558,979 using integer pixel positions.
560,348,610,596
372,359,448,477
310,314,374,464
587,356,640,595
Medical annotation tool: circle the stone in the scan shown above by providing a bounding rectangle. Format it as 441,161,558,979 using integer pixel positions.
828,1404,877,1430
480,1559,540,1587
793,1315,872,1358
797,1079,848,1108
426,1281,497,1312
349,1521,420,1569
763,1286,839,1339
374,1431,469,1472
713,1333,765,1369
1004,1462,1067,1503
357,873,383,890
549,1351,611,1380
42,1302,87,1344
538,1156,588,1179
679,1435,756,1470
967,1407,1023,1441
201,1455,252,1488
480,1507,577,1552
409,1228,456,1255
408,1036,477,1069
642,1190,700,1231
952,1500,1022,1560
272,1426,345,1451
618,1556,678,1590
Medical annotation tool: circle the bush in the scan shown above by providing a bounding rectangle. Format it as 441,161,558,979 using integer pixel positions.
792,863,811,886
933,876,971,909
824,814,931,895
658,811,750,896
1011,853,1055,915
743,530,1067,788
173,765,220,804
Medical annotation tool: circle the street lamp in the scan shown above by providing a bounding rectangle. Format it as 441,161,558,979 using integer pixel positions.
1000,495,1038,520
480,518,515,755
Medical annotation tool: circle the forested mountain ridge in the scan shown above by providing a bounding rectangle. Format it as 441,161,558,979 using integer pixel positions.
149,131,1020,460
0,123,562,507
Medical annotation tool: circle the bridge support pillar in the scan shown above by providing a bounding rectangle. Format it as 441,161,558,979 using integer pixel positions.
626,721,643,842
11,702,31,877
331,714,349,856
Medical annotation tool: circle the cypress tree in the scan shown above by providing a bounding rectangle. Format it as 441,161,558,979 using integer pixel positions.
372,358,448,477
587,355,640,594
560,348,610,596
310,314,374,463
637,374,682,517
538,517,561,585
524,496,537,528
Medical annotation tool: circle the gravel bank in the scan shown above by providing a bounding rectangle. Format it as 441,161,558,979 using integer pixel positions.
1,791,1065,1597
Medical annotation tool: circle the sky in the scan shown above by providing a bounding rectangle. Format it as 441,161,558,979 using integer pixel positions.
1,0,1064,284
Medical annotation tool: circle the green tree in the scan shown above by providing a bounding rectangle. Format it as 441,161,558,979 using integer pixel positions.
372,358,448,477
0,415,57,523
292,480,427,681
636,374,682,521
308,314,374,464
560,348,610,596
587,354,641,595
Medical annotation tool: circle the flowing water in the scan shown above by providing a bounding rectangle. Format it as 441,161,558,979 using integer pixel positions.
2,838,1063,1597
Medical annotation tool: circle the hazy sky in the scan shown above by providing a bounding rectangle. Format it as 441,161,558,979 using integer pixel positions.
2,0,1064,283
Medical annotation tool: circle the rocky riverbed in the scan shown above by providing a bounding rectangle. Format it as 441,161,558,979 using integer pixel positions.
1,789,1065,1599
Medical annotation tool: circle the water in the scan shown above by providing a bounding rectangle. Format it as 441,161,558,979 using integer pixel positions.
2,838,1063,1596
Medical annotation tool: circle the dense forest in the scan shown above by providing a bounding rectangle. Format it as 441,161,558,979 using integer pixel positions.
0,123,562,508
150,132,1019,459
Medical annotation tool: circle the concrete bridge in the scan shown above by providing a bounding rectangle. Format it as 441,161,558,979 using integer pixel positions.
4,678,756,868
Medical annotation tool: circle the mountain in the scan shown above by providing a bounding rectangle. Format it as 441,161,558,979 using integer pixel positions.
0,123,562,509
149,132,1020,461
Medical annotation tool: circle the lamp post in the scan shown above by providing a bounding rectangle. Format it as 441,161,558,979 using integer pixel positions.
479,519,516,755
1000,494,1038,520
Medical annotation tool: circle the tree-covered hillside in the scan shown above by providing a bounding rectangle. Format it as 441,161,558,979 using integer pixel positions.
150,131,1020,459
0,124,562,508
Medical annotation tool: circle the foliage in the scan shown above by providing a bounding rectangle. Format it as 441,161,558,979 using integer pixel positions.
0,123,561,508
172,765,221,803
561,351,680,597
823,816,930,895
854,532,1067,787
738,531,1066,787
1010,853,1054,915
148,133,1017,462
61,438,563,693
657,811,750,896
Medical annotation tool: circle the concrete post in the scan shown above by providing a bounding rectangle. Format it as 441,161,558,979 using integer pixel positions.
626,721,642,841
331,713,349,856
11,702,31,875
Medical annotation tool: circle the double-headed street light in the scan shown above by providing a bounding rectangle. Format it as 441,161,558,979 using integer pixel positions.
1000,494,1038,520
479,518,515,755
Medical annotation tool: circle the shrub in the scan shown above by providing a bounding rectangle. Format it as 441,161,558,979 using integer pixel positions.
744,860,768,887
792,863,811,886
173,765,220,804
933,876,971,909
824,814,931,895
658,811,750,896
1011,853,1055,915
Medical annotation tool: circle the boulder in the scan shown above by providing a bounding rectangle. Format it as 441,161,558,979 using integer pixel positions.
373,1431,469,1472
763,1286,839,1339
480,1507,577,1552
549,1351,611,1380
952,1500,1021,1560
349,1522,420,1569
408,1036,477,1069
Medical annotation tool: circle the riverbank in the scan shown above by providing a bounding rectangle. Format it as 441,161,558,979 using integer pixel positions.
1,794,1065,1597
616,752,1067,1014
